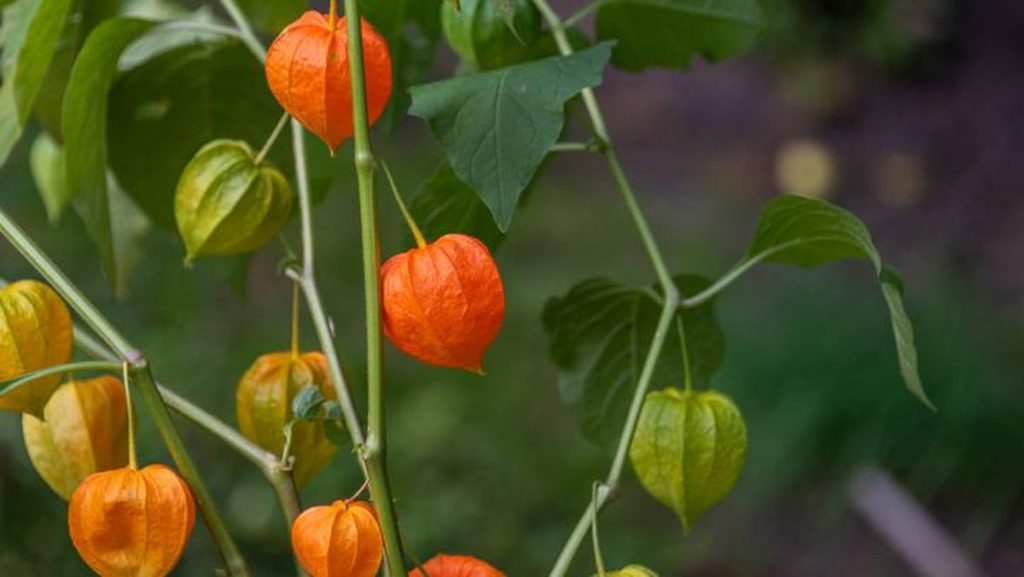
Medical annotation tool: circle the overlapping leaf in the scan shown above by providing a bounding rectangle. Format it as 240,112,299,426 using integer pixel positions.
745,194,933,409
0,0,74,165
410,161,505,250
409,42,612,231
596,0,764,71
542,275,725,446
62,17,155,284
107,41,288,229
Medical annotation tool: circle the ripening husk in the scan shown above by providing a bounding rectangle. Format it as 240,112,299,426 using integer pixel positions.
409,554,506,577
0,280,73,416
174,140,293,263
629,389,747,533
265,12,393,151
22,376,129,499
236,351,338,488
441,0,541,71
69,464,196,577
381,234,505,372
292,500,383,577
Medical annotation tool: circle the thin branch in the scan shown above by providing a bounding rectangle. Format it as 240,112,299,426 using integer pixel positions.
0,211,250,576
526,2,684,575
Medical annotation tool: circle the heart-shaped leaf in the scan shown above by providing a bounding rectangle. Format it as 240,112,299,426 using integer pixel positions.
596,0,764,71
409,42,612,231
543,275,725,446
746,194,933,409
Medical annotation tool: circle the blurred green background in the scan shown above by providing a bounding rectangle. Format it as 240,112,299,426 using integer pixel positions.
2,0,1024,575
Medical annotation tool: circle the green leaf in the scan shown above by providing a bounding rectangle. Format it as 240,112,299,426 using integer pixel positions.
410,161,505,251
542,275,725,446
107,41,290,229
747,194,933,409
595,0,764,72
292,385,327,421
629,388,747,533
28,132,68,224
62,17,155,285
233,0,304,33
0,0,74,164
363,0,444,130
409,42,612,231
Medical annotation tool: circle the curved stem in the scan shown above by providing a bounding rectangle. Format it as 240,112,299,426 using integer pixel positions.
564,0,608,28
0,209,250,575
290,280,301,360
527,2,684,575
215,0,267,60
0,361,122,396
381,160,427,248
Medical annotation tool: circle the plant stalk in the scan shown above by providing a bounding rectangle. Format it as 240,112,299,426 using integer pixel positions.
216,0,407,570
342,0,408,573
527,2,683,575
0,210,250,576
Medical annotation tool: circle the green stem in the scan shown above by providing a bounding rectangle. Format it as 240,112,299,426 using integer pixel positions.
342,0,407,573
564,0,607,28
0,361,122,396
0,210,138,361
381,160,427,248
527,2,683,576
122,361,139,470
550,141,600,153
590,483,607,577
130,365,251,576
256,112,290,166
677,317,693,392
215,0,267,60
681,255,766,309
0,209,250,575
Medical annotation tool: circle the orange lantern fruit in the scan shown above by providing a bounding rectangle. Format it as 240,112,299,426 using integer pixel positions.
68,464,196,577
380,234,505,373
22,376,129,499
265,10,393,152
0,279,73,415
291,500,383,577
236,351,339,488
409,554,506,577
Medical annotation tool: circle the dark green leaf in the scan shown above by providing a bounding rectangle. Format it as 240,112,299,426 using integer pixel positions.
409,42,612,231
747,194,933,409
364,0,444,130
0,0,74,164
62,17,155,285
542,275,725,446
596,0,764,72
107,41,289,228
292,385,327,421
410,161,505,250
233,0,304,33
